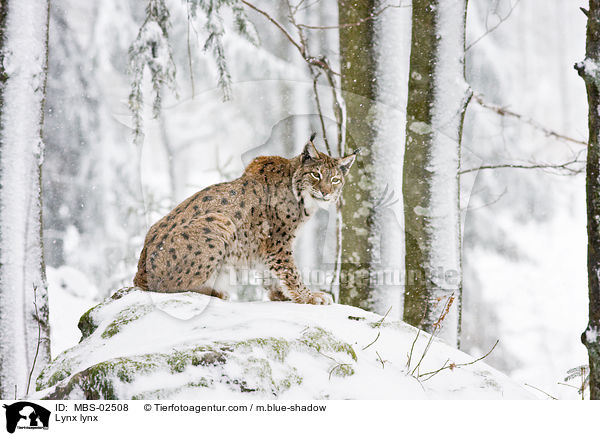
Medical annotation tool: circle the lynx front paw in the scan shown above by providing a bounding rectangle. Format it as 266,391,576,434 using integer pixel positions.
305,290,333,305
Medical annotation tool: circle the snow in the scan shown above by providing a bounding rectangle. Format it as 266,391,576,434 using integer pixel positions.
585,327,599,345
46,266,99,358
33,289,534,400
0,0,50,398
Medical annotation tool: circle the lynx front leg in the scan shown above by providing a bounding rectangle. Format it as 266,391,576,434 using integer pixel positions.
265,282,291,302
264,247,333,305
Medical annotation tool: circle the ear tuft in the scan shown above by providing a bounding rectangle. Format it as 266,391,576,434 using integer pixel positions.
310,132,317,142
302,136,320,163
339,153,357,174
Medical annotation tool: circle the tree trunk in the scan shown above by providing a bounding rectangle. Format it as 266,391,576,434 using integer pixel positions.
0,0,51,399
402,0,470,346
337,0,378,310
576,0,600,401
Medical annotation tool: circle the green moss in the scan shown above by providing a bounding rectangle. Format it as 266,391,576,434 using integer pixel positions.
239,357,300,394
78,307,97,339
167,351,189,373
299,327,357,361
330,364,355,378
39,367,72,390
131,378,213,400
191,351,227,367
42,355,162,399
101,304,152,339
234,337,291,362
168,348,229,373
188,378,211,388
77,288,142,339
277,369,302,391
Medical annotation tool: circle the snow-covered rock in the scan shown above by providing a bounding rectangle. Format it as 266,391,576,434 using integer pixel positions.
33,288,535,399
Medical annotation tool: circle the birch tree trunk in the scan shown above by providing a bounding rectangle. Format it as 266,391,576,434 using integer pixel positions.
0,0,51,399
337,0,378,310
402,0,470,346
576,0,600,401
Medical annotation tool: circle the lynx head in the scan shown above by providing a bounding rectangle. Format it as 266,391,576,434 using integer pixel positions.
293,133,358,210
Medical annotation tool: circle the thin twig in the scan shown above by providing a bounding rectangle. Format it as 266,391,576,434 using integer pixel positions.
241,0,340,76
463,187,508,211
373,306,392,328
460,160,585,175
375,351,387,369
406,328,421,370
362,331,381,350
311,69,332,154
466,0,521,51
472,92,588,146
26,285,42,396
186,1,196,98
328,363,352,380
241,0,304,55
420,359,450,382
524,383,559,400
313,346,353,380
410,329,437,378
409,295,455,377
557,381,579,390
417,340,500,380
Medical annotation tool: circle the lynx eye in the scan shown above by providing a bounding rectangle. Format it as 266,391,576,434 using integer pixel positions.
310,172,321,180
331,176,341,185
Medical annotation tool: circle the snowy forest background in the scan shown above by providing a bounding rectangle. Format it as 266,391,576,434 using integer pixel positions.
0,0,594,400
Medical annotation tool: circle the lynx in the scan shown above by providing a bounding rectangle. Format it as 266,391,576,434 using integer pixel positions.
133,134,358,305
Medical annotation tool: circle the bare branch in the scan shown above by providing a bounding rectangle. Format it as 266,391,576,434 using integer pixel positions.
26,285,43,396
405,328,420,370
362,331,381,350
472,92,588,146
186,1,196,98
418,340,499,381
466,0,521,52
524,383,559,400
460,159,585,175
373,306,393,328
409,296,455,377
242,0,341,76
463,187,508,211
241,0,304,55
311,71,332,154
375,351,388,369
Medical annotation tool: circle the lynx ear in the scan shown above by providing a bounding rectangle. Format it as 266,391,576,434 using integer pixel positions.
302,133,319,163
339,148,360,174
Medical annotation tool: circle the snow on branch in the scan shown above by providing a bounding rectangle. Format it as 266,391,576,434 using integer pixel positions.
129,0,177,146
129,0,258,146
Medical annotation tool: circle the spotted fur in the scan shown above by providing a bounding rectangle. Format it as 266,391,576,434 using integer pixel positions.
133,137,357,305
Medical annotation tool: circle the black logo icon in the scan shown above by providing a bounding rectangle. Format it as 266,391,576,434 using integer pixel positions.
2,402,50,433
